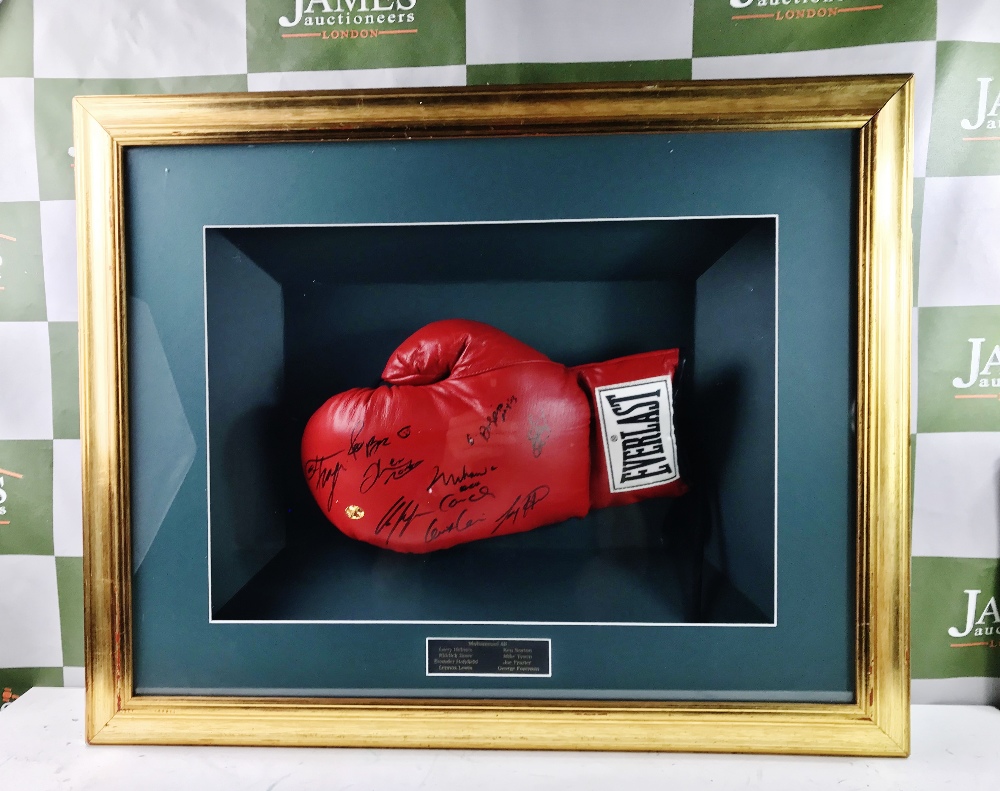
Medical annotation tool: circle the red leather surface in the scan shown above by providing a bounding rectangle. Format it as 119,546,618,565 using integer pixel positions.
301,320,591,552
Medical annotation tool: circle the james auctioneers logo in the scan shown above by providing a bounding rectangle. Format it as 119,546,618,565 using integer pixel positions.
952,337,1000,396
948,589,1000,647
928,42,1000,176
728,0,879,23
917,308,1000,433
0,467,18,528
279,0,417,39
0,230,12,295
0,442,50,555
246,0,464,73
693,0,935,57
962,77,1000,137
911,557,1000,679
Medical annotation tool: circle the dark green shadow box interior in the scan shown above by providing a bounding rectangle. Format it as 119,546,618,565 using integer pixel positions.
126,130,854,699
205,217,777,626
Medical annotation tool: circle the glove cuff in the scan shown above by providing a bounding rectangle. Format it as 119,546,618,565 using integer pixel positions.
572,350,688,510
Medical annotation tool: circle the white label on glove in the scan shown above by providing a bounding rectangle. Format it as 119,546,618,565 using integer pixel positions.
595,375,679,493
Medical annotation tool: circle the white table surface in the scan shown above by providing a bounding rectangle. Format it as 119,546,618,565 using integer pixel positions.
1,688,996,790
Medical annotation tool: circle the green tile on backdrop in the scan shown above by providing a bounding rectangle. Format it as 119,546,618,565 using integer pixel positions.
927,41,1000,177
49,322,79,440
0,440,54,555
917,306,1000,433
0,441,53,555
0,202,46,321
692,0,935,57
0,0,32,78
0,668,64,704
34,75,249,201
911,177,923,307
467,60,692,86
55,556,84,667
247,0,465,73
912,556,1000,679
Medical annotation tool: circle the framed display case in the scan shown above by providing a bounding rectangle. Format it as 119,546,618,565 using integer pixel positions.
74,76,913,754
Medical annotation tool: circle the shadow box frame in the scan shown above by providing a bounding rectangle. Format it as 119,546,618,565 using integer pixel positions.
73,75,913,755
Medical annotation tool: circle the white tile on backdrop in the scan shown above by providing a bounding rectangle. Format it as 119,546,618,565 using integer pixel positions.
248,65,466,92
0,323,53,441
937,0,1000,44
40,200,77,323
466,0,693,65
52,439,82,558
917,175,1000,307
912,432,1000,558
692,41,937,178
33,0,248,79
62,667,85,688
0,78,39,202
0,556,62,668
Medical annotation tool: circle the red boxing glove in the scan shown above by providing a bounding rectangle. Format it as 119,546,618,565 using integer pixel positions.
301,320,685,553
302,320,591,552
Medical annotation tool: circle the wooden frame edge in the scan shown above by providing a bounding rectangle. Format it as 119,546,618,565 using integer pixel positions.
88,699,903,755
76,76,913,755
74,98,135,743
854,78,914,756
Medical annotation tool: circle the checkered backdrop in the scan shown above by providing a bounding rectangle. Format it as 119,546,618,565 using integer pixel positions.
1,0,998,709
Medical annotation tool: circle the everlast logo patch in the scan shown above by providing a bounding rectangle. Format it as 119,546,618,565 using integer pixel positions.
595,376,679,493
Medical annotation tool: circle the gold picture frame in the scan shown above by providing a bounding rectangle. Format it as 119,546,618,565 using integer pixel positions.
74,76,913,754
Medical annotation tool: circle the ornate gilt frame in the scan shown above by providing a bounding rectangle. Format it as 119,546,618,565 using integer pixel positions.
74,77,913,755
